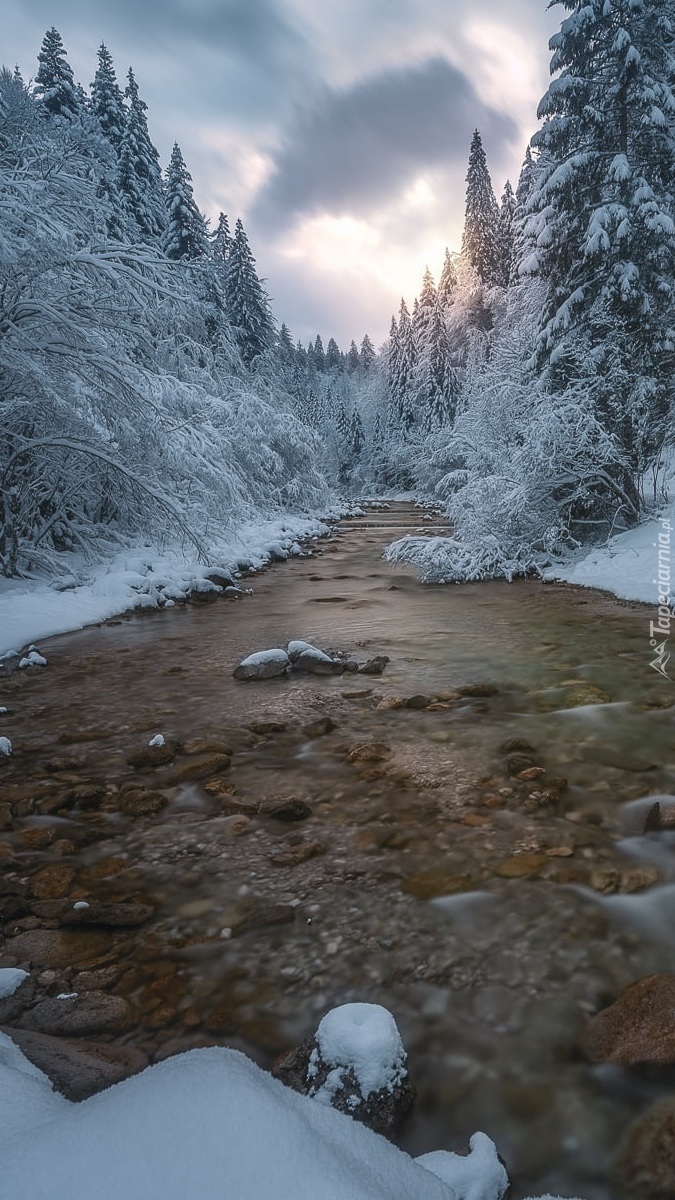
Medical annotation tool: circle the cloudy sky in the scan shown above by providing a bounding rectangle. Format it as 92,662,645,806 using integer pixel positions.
3,0,560,346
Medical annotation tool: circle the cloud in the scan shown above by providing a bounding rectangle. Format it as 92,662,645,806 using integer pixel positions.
253,56,519,231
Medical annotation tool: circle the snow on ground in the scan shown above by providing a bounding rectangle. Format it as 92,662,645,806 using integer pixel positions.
0,513,335,659
0,1037,581,1200
547,498,675,606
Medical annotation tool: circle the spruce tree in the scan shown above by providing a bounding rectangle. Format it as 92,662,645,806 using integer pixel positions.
347,340,360,372
90,44,125,149
313,334,326,372
34,28,79,119
391,299,416,428
326,337,341,370
211,212,231,267
462,130,500,284
496,180,516,287
359,333,376,370
350,410,365,456
527,0,675,505
163,143,209,261
438,248,457,308
224,218,275,367
117,68,165,240
412,268,437,347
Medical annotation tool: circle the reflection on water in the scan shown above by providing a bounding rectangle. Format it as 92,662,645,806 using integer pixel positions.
2,503,675,1200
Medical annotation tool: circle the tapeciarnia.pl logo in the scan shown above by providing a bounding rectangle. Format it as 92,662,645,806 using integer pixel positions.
650,517,673,680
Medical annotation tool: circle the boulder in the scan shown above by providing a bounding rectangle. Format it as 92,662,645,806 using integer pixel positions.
582,974,675,1066
292,649,343,676
0,1027,148,1101
233,649,290,680
18,990,135,1036
615,1096,675,1199
126,742,176,769
358,656,390,676
5,929,112,969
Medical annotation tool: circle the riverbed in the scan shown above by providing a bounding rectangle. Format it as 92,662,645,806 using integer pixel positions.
1,502,673,1199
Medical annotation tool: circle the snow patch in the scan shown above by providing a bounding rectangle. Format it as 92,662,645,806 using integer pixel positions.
0,968,28,999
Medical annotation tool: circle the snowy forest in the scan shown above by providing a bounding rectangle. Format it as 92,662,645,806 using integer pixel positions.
3,0,675,583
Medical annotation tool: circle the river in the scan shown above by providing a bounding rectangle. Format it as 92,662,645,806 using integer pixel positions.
2,502,674,1199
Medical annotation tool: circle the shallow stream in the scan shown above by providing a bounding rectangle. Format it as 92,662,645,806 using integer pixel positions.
2,502,675,1199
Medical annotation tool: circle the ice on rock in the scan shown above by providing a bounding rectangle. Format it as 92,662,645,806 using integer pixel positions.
0,968,28,999
0,736,11,758
416,1133,509,1200
288,639,323,662
148,734,166,747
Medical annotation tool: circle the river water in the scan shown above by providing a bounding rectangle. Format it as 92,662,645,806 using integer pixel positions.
2,502,675,1199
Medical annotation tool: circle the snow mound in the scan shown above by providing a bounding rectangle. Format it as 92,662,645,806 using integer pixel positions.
0,1045,454,1200
148,734,165,747
416,1133,508,1200
19,646,47,669
0,736,11,758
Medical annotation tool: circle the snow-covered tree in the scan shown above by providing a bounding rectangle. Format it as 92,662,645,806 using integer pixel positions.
34,28,80,119
117,68,165,240
496,181,516,287
224,218,275,367
90,44,125,149
525,0,675,511
163,143,209,261
326,337,341,370
389,299,417,429
438,248,457,309
462,130,500,284
359,334,376,370
347,340,360,372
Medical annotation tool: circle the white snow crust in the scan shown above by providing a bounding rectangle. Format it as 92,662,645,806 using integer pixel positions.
0,968,28,999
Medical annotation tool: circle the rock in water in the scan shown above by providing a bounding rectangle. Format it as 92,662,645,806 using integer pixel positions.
582,974,675,1066
292,648,343,676
615,1096,675,1199
272,1002,415,1135
233,649,290,680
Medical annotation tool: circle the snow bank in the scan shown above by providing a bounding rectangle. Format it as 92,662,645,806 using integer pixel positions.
0,1032,586,1200
0,513,332,659
546,501,675,604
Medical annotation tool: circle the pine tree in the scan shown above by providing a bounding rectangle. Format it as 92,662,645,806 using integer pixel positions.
313,334,326,372
326,337,341,370
347,340,360,372
34,28,80,119
211,212,231,267
511,146,539,279
496,181,516,287
162,143,209,261
224,218,275,367
438,248,457,309
390,299,416,428
462,130,500,284
350,410,365,456
527,0,675,508
117,68,165,240
359,333,376,370
90,44,125,149
412,268,437,347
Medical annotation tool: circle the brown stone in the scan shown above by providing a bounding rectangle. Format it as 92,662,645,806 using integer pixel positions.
64,783,107,810
457,683,499,697
347,742,391,764
621,867,661,893
358,655,390,676
19,991,135,1036
615,1097,675,1199
517,767,546,781
405,694,431,710
462,814,490,828
269,841,326,867
202,777,238,798
483,794,506,810
119,789,168,816
500,738,536,755
0,1027,148,1100
259,797,312,822
6,928,112,969
493,854,546,879
183,738,233,755
18,827,56,850
590,867,621,894
62,901,154,928
28,865,75,901
126,742,176,769
302,717,338,738
0,804,12,831
170,754,231,783
247,722,287,735
376,696,406,710
402,869,477,900
582,975,675,1067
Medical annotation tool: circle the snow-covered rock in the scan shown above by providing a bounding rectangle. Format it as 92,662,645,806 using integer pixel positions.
291,645,343,676
274,1003,415,1134
0,969,28,1000
0,736,11,759
233,649,290,680
288,639,323,662
148,734,166,748
19,646,47,668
